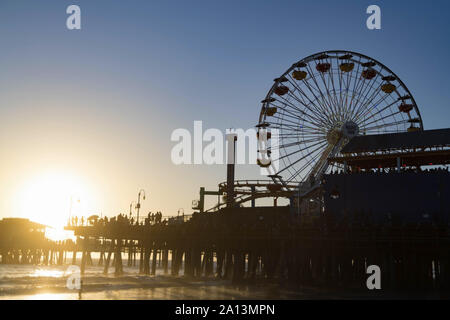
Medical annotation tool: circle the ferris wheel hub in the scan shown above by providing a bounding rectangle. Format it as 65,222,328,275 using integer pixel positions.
326,121,359,145
342,121,359,139
326,127,342,145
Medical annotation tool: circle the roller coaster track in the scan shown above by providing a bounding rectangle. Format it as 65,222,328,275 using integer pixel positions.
205,179,321,212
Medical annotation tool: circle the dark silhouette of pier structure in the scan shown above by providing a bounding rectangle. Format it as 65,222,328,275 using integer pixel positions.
60,204,450,293
1,128,449,293
0,218,71,265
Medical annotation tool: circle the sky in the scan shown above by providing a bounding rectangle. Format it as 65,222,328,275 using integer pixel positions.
0,0,449,227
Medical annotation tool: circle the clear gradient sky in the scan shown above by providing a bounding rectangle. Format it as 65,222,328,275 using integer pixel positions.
0,1,449,227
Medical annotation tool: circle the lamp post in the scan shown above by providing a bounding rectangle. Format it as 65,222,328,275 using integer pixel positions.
135,189,146,224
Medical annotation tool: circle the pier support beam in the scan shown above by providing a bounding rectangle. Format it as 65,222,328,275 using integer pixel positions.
151,248,157,276
143,246,150,275
114,239,123,276
162,249,169,274
103,240,114,275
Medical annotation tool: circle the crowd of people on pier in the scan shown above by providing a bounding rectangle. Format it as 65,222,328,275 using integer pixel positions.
329,165,449,175
68,211,168,227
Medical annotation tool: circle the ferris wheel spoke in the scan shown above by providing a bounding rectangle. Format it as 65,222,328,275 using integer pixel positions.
341,59,359,112
349,82,379,119
360,108,403,128
345,58,365,117
341,65,358,119
314,60,338,109
279,137,325,144
286,76,331,125
285,81,331,125
362,111,407,130
268,113,301,127
278,111,321,130
347,77,369,119
278,132,322,138
269,137,326,151
318,69,342,122
329,64,344,120
300,158,323,184
305,63,336,113
265,120,323,134
275,85,327,125
356,66,382,101
271,101,323,129
285,144,329,183
276,140,328,164
299,84,335,128
277,138,325,146
272,96,312,118
300,78,331,111
361,118,408,132
278,131,324,137
277,144,329,181
354,95,399,123
335,53,350,116
280,129,323,139
349,68,384,120
269,114,322,133
321,59,344,118
356,99,398,131
264,121,300,132
267,127,323,138
272,100,325,129
303,66,335,114
352,87,388,122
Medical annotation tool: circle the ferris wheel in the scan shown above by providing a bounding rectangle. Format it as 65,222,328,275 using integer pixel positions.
257,50,423,191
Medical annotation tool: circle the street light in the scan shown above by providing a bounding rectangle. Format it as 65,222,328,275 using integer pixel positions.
135,189,146,224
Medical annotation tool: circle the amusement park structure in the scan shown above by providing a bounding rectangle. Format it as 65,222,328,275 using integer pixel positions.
194,50,448,220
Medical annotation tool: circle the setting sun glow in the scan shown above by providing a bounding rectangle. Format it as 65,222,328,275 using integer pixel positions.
16,171,94,233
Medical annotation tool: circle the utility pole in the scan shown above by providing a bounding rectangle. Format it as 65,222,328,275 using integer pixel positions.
226,132,237,209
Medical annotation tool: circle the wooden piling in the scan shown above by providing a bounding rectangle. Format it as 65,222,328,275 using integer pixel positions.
151,248,157,276
114,239,123,276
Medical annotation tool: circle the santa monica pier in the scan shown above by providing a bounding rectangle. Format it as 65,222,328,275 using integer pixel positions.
1,50,449,294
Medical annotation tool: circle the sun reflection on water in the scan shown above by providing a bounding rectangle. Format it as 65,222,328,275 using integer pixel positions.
25,293,74,300
31,268,65,278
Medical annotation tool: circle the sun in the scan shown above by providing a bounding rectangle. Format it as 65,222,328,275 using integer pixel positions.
17,171,93,234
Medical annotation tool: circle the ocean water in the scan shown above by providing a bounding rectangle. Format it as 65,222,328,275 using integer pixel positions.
0,258,312,300
1,263,442,300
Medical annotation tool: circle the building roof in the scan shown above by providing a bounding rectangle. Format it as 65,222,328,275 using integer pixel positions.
329,149,450,168
341,128,450,154
0,218,46,230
